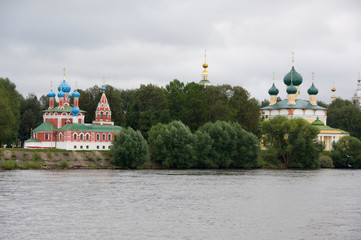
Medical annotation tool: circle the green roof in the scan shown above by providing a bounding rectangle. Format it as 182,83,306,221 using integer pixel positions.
261,99,327,111
58,123,122,132
25,138,41,142
33,122,57,132
44,105,86,113
311,119,348,133
284,66,303,86
199,80,211,84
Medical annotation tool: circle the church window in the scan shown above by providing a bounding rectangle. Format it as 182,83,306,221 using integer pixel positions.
74,145,77,149
103,146,105,149
45,134,49,140
86,145,89,149
59,134,62,140
102,134,106,140
34,133,37,139
74,134,77,140
80,134,83,140
108,134,111,141
101,112,103,119
80,146,83,149
106,112,108,119
96,134,100,141
97,146,99,149
86,134,89,140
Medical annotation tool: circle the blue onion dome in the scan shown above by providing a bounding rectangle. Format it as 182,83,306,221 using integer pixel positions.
58,80,71,93
57,90,65,98
72,90,80,98
287,82,297,94
307,83,319,95
68,93,72,98
48,89,56,98
102,85,106,92
283,66,303,86
72,105,79,116
268,83,279,95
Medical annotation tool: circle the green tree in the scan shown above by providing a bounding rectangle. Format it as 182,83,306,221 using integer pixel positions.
204,85,233,122
19,94,43,146
262,116,320,168
229,86,260,135
0,78,21,147
148,121,196,168
165,79,186,120
127,84,169,137
330,136,361,168
181,82,209,131
111,127,148,168
327,98,361,139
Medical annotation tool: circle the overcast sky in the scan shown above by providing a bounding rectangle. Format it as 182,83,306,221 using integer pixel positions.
1,0,361,103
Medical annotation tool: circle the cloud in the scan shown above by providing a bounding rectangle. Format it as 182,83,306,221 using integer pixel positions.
1,0,361,103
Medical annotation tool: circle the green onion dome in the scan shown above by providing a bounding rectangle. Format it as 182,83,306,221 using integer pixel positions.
283,66,303,86
307,83,318,95
286,82,297,94
268,83,279,95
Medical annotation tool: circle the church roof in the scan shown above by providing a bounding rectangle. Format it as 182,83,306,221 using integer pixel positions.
58,123,122,132
33,122,58,132
261,99,327,110
43,105,86,113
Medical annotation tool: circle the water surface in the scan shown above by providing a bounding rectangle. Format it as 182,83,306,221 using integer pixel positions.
0,169,360,240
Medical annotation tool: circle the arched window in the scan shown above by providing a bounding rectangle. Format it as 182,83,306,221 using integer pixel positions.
101,112,103,119
59,134,62,140
74,134,77,140
96,134,100,141
80,134,83,140
106,112,108,119
108,134,111,141
102,134,106,141
86,134,89,141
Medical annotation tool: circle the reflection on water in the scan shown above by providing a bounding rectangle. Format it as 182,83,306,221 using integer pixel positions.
0,169,360,240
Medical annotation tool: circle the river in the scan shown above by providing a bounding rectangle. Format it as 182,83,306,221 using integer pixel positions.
0,169,360,240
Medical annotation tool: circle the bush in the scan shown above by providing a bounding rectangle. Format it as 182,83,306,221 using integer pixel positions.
318,155,334,168
111,127,148,168
330,136,361,168
59,160,69,169
32,153,41,161
148,121,196,168
2,160,18,170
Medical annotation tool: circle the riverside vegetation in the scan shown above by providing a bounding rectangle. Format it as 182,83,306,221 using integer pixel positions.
2,78,361,169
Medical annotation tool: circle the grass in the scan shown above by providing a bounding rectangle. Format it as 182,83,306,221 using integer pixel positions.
19,161,43,169
47,152,52,159
88,163,101,168
1,160,18,170
59,160,69,169
32,153,41,161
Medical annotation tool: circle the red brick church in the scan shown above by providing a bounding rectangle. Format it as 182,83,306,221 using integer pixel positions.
24,73,122,150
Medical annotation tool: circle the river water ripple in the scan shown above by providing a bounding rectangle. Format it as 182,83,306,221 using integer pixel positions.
0,169,360,240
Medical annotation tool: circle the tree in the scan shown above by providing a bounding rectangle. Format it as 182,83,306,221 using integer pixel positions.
229,86,260,135
262,116,320,168
165,79,186,120
19,94,43,146
204,85,233,122
148,121,196,168
0,78,21,147
330,136,361,168
111,127,148,168
327,99,361,140
127,84,169,137
78,86,102,123
181,82,209,131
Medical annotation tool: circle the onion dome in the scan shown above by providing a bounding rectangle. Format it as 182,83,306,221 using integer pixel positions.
68,93,72,98
72,105,79,116
72,90,80,98
307,83,318,95
57,90,65,98
287,82,297,94
283,66,303,86
48,89,56,98
58,80,71,93
203,62,208,68
268,83,279,95
332,87,336,92
102,85,106,92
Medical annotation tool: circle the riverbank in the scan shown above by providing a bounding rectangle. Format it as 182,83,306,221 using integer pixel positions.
0,149,116,169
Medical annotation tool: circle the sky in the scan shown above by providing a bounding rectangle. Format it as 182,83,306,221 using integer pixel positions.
1,0,361,103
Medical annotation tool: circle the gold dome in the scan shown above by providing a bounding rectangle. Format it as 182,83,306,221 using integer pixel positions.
203,62,208,68
332,87,336,92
